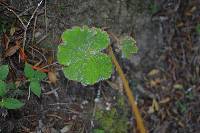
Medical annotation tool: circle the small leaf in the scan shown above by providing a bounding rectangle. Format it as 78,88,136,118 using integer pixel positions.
0,80,7,96
148,69,160,76
24,63,35,78
173,84,184,89
24,63,46,80
57,26,113,85
148,98,159,113
30,80,41,97
0,98,24,109
0,65,9,80
33,70,46,81
121,36,138,59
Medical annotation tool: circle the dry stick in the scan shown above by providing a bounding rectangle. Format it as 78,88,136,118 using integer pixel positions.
108,45,147,133
28,45,47,62
32,14,38,44
44,0,48,35
22,0,43,50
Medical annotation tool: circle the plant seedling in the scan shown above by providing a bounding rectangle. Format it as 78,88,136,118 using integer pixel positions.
24,63,46,97
0,65,24,109
121,36,138,59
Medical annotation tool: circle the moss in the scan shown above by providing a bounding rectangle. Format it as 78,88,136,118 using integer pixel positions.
94,95,129,133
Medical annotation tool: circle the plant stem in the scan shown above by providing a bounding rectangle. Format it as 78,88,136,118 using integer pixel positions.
108,45,147,133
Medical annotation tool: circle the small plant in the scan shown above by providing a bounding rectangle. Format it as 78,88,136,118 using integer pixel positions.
24,63,46,97
0,65,24,109
57,26,113,85
95,108,128,133
57,26,138,85
94,96,129,133
121,36,138,59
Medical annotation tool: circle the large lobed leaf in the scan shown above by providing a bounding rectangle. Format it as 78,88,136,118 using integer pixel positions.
57,26,113,85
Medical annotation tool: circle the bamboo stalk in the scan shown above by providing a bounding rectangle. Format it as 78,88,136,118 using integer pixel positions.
108,45,147,133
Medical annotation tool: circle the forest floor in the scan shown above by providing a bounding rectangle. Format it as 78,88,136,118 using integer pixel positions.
0,0,200,133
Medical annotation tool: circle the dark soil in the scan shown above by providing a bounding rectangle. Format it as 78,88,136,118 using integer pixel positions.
0,0,200,133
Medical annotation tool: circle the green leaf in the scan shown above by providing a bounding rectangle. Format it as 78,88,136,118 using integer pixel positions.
0,98,24,109
0,65,9,80
24,63,46,81
30,80,41,97
24,63,34,78
57,26,113,85
0,80,7,97
121,36,138,59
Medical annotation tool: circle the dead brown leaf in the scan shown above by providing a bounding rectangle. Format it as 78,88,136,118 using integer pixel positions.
48,71,58,84
159,97,170,104
10,23,16,36
2,33,10,49
150,78,161,87
4,40,20,58
148,98,159,113
148,69,160,76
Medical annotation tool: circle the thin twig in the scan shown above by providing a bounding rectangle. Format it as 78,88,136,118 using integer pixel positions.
108,45,147,133
45,0,48,34
40,61,58,69
36,34,48,44
43,87,59,95
28,86,31,100
19,6,34,17
28,45,47,62
22,0,44,49
32,14,38,44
